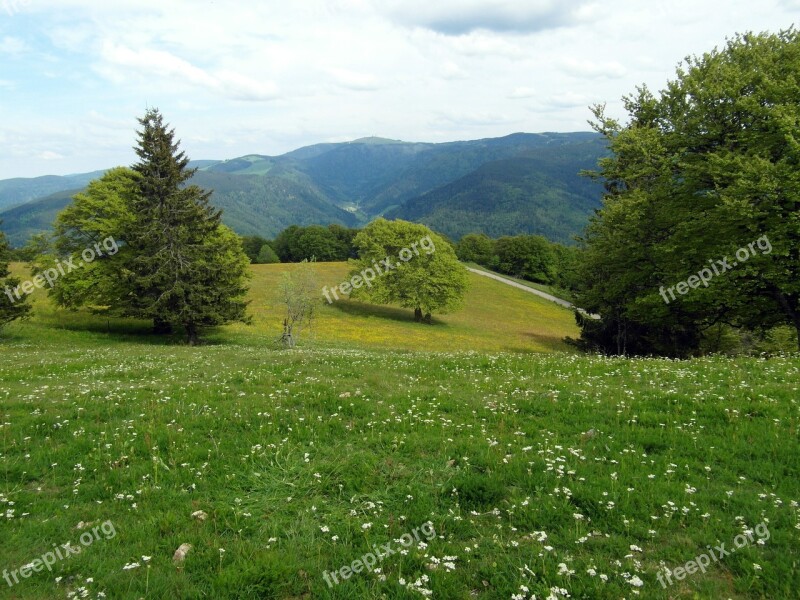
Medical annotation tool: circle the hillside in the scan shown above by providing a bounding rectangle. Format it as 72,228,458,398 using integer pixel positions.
0,171,104,211
387,138,606,242
8,261,578,352
0,132,606,246
0,188,78,245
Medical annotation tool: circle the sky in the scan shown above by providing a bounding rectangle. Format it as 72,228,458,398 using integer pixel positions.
0,0,797,179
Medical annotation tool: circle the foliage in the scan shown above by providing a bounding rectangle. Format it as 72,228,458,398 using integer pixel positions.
48,111,251,344
277,260,320,348
240,235,271,263
38,167,139,311
348,219,468,323
256,244,280,264
550,243,582,290
495,234,557,284
273,224,357,262
455,232,496,266
0,225,30,329
576,30,800,355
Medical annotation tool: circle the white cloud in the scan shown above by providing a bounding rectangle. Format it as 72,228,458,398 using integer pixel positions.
431,109,518,129
543,92,593,108
0,36,28,55
441,61,469,80
560,57,627,79
96,43,278,102
509,87,538,99
1,0,798,177
328,68,382,91
38,150,64,160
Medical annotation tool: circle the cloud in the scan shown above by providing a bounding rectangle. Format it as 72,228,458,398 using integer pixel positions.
0,36,28,55
97,42,278,101
382,0,595,35
431,109,518,129
559,57,627,79
509,87,538,99
441,61,469,80
38,150,64,160
511,90,593,107
328,68,381,91
443,31,527,58
543,92,593,108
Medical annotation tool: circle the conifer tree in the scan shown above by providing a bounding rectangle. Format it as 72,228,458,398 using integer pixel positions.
47,110,250,344
0,226,30,330
125,108,250,343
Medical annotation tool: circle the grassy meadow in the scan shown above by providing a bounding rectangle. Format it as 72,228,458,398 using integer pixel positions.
0,262,798,599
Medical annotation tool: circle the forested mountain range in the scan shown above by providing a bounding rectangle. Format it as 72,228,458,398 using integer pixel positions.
0,132,606,246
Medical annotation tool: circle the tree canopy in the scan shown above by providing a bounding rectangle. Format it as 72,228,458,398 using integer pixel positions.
575,30,800,355
46,109,251,344
348,219,468,323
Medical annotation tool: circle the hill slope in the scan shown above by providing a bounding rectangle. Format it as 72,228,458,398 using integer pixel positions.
0,171,104,211
1,261,797,600
0,188,77,245
386,138,606,243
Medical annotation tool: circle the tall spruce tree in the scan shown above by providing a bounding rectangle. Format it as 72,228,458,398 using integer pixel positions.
126,108,250,344
0,226,30,330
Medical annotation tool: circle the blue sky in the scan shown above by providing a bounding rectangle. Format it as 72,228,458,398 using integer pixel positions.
0,0,797,179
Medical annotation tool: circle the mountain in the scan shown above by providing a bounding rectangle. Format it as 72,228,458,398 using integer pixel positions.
386,137,606,243
0,188,78,245
0,132,607,247
0,171,105,211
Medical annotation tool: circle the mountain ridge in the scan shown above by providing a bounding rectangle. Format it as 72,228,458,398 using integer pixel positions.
0,132,607,246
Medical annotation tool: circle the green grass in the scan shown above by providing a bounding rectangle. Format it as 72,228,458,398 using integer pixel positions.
464,263,576,304
0,263,798,599
8,261,579,354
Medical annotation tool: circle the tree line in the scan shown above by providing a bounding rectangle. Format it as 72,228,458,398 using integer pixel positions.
240,225,581,297
239,224,359,265
455,232,581,292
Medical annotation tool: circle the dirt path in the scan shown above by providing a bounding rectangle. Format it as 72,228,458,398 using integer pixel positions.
466,267,574,308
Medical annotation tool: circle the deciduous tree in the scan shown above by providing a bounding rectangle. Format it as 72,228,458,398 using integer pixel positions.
577,30,800,354
349,219,468,323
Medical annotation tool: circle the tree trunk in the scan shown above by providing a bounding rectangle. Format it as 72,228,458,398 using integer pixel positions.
153,316,172,334
281,318,296,348
185,322,199,346
414,307,423,322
